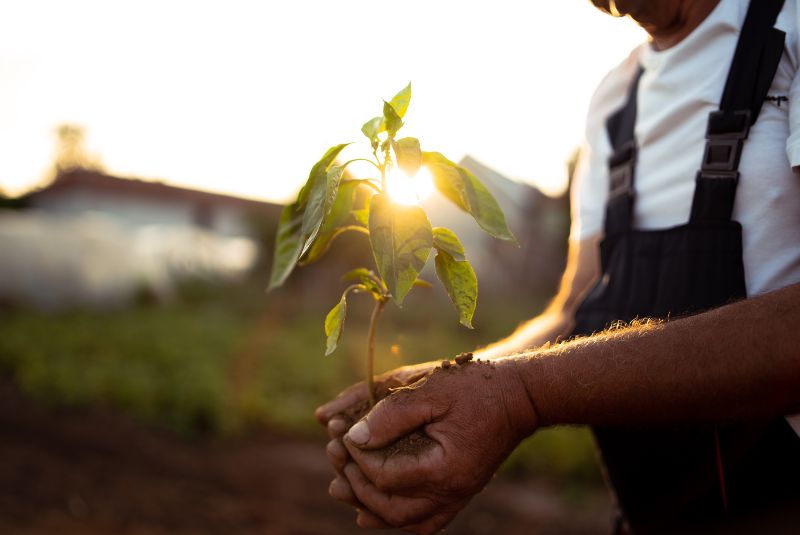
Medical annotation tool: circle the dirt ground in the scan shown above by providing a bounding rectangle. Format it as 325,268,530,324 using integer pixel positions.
0,380,615,535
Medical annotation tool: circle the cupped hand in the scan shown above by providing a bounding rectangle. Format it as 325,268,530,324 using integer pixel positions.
315,361,436,429
315,362,437,509
341,357,538,534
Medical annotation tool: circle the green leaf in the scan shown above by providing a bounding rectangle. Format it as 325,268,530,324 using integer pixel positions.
301,180,372,265
383,101,404,138
267,201,305,290
324,294,348,356
361,116,383,144
341,268,384,298
368,193,433,306
434,250,477,329
389,82,412,119
270,143,351,288
341,267,375,283
413,279,433,289
422,152,518,245
302,157,370,257
302,225,368,266
301,164,342,253
297,143,350,208
297,145,351,258
393,137,422,176
432,227,466,262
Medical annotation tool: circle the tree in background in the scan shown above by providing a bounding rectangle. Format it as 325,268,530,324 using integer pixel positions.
52,124,105,176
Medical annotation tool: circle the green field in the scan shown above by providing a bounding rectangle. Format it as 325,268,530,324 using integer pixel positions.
0,279,602,486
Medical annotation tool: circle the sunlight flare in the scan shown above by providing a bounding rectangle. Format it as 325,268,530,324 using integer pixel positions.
386,166,434,205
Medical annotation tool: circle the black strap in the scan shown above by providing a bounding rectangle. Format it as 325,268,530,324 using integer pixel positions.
604,67,644,237
720,0,786,122
690,0,786,222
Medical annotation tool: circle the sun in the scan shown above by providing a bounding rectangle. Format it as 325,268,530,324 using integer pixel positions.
386,166,434,205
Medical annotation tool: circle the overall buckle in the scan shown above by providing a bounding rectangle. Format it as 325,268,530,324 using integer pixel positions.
701,110,750,174
608,140,637,199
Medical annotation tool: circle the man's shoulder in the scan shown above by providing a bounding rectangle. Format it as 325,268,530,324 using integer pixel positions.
584,45,644,137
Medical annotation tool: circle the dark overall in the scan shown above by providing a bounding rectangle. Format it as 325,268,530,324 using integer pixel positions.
571,1,800,532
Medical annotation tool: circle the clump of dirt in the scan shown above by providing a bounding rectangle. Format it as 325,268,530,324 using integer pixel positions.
454,351,473,365
384,430,435,458
339,381,400,427
337,378,437,457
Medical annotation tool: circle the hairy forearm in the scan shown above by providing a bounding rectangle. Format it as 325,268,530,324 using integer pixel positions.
513,283,800,428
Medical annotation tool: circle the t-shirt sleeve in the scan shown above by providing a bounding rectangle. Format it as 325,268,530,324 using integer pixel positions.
569,48,640,242
786,67,800,166
786,26,800,167
569,127,611,242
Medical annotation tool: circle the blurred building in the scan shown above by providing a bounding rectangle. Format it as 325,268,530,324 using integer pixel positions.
24,168,277,238
0,170,280,309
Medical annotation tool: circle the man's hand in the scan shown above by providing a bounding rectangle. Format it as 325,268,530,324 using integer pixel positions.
315,362,435,428
340,358,537,534
315,362,437,510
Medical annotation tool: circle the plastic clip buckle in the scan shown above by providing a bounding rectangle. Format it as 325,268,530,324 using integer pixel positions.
701,110,750,175
608,140,636,200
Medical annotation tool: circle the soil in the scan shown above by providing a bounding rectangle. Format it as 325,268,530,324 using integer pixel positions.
454,352,473,365
0,378,614,534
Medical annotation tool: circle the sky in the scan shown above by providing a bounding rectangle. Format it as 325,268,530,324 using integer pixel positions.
0,1,645,203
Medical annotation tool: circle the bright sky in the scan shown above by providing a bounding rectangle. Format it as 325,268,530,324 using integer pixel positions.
0,1,645,203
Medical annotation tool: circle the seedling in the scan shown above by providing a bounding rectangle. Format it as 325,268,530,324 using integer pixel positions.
268,84,517,406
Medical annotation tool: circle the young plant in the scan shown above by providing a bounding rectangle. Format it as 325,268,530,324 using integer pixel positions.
268,83,517,406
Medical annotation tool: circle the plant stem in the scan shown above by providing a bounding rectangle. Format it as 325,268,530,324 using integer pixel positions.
366,298,386,407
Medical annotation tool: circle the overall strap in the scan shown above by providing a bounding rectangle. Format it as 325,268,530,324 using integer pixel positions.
604,67,644,237
690,0,786,222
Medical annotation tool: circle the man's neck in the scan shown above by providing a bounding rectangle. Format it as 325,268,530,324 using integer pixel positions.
636,0,721,51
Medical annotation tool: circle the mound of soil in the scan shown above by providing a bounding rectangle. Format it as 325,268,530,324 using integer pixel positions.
0,379,613,534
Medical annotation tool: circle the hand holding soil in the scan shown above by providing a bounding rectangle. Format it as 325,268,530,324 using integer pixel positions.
316,360,437,501
315,361,436,429
332,357,539,534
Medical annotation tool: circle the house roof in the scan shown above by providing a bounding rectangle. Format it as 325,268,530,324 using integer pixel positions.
24,169,280,212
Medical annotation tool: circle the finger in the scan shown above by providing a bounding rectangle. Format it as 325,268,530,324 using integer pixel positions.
315,383,367,425
402,508,461,535
356,509,391,529
326,439,349,474
344,462,437,527
328,476,361,507
345,390,435,450
327,418,348,439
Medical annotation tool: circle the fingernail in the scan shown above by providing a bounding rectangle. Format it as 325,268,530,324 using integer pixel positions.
347,420,370,445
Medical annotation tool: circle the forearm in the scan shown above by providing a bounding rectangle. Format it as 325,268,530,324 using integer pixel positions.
513,283,800,428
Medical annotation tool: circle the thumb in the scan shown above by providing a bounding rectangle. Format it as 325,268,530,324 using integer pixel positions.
345,391,433,450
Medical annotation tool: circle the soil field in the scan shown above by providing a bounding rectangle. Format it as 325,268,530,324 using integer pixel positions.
0,380,614,535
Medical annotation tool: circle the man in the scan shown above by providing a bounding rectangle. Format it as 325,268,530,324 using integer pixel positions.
316,0,800,532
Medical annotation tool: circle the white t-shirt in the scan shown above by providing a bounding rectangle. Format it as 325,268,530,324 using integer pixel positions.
570,0,800,435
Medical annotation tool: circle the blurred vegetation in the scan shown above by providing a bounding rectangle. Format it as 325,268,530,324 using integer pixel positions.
0,268,603,488
0,189,28,210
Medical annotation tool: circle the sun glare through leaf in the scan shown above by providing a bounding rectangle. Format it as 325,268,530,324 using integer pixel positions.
386,166,434,205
